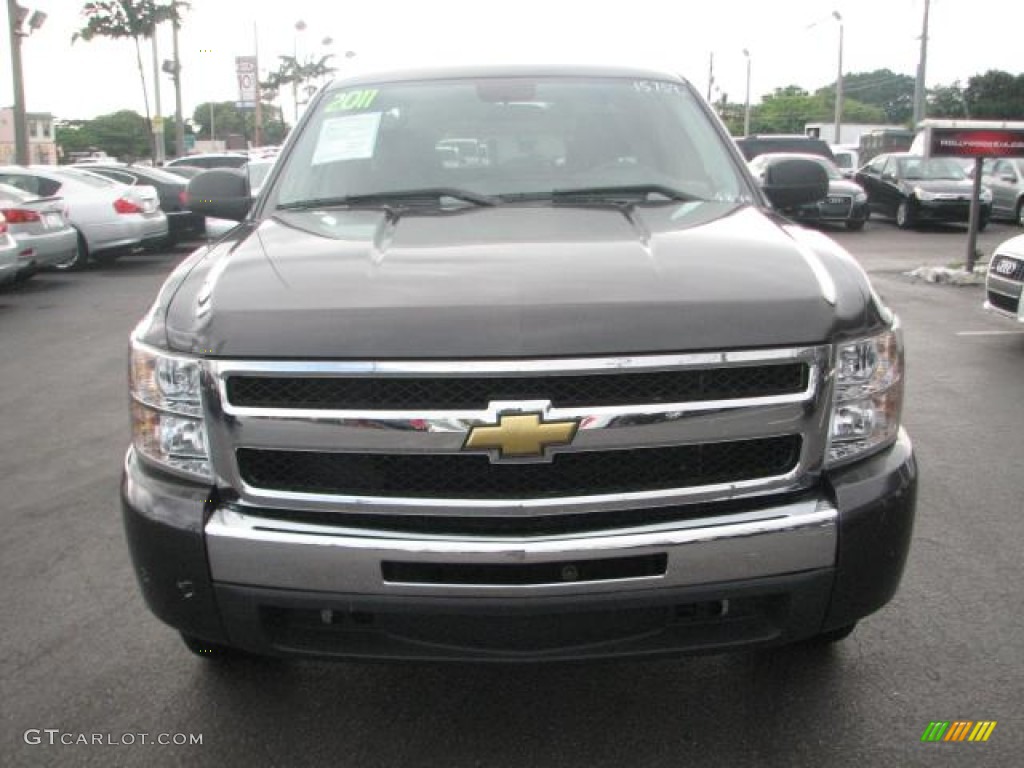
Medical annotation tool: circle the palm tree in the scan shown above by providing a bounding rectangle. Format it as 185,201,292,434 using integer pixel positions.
261,54,337,120
73,1,188,159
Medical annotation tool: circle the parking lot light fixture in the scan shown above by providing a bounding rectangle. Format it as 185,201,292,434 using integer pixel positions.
6,0,47,165
833,11,844,144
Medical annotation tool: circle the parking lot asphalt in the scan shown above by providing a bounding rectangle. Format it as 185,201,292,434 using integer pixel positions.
1,219,1022,767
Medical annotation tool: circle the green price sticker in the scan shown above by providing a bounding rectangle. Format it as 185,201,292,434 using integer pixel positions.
326,89,379,113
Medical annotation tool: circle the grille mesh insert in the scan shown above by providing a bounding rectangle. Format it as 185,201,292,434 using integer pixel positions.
236,436,802,499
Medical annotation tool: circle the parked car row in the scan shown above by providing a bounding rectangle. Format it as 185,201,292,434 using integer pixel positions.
0,160,236,282
80,164,206,242
739,135,1022,234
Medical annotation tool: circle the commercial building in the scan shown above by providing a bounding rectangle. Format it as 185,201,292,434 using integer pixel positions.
0,107,57,164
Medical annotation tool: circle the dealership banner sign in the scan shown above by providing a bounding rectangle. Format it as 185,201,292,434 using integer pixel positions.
926,124,1024,158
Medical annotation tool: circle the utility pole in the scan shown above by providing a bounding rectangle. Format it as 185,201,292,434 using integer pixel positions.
913,0,931,126
172,18,184,158
833,11,844,144
151,32,165,164
6,0,29,164
254,22,262,148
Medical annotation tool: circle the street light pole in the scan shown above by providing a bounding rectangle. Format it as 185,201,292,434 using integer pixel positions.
172,18,184,158
742,49,751,137
6,0,30,164
833,11,844,144
912,0,931,126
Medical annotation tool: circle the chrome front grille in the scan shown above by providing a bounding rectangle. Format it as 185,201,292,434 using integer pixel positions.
225,364,809,410
202,346,833,520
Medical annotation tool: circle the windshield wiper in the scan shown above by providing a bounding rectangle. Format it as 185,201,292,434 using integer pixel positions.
277,188,498,211
501,184,702,206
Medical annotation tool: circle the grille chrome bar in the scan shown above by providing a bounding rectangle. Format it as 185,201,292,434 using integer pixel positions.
202,346,833,517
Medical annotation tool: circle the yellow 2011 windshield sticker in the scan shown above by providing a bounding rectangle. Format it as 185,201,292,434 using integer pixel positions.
326,89,379,113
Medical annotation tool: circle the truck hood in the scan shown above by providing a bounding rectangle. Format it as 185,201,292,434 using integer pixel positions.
159,202,880,358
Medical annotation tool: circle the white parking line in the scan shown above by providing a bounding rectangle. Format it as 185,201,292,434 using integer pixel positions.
956,330,1024,336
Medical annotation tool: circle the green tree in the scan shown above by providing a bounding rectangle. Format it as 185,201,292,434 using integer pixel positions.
56,111,151,161
191,102,288,146
928,82,970,118
752,86,817,133
73,1,189,159
817,69,915,123
964,70,1024,119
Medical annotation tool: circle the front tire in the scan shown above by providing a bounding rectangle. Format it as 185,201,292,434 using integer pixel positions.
846,218,866,231
896,201,914,229
1016,199,1023,228
53,231,89,271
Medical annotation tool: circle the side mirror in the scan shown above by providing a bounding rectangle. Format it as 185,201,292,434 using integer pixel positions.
760,158,829,209
186,168,252,221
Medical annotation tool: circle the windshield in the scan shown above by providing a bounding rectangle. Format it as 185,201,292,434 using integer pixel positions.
271,76,748,208
897,157,967,181
246,161,275,190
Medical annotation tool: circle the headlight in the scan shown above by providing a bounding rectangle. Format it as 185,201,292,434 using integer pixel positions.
130,339,211,481
913,186,935,201
854,191,867,203
827,327,904,467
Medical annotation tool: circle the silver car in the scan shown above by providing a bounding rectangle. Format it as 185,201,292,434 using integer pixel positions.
0,166,168,270
981,158,1024,227
0,182,79,279
0,212,19,286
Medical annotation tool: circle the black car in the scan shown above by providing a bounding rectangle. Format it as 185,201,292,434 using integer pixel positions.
749,153,868,230
85,164,205,243
855,152,992,230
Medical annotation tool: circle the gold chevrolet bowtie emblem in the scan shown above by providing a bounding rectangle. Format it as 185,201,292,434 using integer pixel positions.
464,413,579,459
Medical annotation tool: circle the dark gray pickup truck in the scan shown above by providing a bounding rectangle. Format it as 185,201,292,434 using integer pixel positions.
123,66,916,662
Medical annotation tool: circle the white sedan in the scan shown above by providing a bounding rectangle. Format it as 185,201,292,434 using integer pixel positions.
0,166,168,270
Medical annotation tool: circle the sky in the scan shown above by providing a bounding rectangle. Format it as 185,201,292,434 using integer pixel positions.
2,0,1022,125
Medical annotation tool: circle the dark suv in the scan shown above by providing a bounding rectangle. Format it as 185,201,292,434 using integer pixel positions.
735,134,836,163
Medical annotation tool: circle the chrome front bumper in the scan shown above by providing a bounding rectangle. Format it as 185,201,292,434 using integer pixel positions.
205,496,837,598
